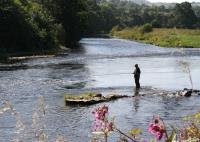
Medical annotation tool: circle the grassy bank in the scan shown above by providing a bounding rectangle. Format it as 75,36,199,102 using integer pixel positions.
111,27,200,48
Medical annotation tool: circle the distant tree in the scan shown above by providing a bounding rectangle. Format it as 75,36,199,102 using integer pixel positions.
173,2,197,28
83,0,102,34
151,19,161,28
98,3,118,32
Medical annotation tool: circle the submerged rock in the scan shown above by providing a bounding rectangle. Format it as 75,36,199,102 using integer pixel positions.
165,88,200,97
65,93,129,106
178,88,200,97
180,90,192,97
64,82,86,89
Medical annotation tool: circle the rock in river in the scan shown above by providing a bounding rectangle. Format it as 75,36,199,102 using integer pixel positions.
65,93,129,106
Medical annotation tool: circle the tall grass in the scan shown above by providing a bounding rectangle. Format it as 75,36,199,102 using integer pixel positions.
0,96,67,142
111,27,200,48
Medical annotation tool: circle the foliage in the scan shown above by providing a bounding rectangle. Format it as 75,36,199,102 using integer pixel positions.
128,129,143,139
141,24,153,33
1,0,200,54
173,2,197,28
166,129,176,142
0,0,58,53
173,112,200,141
0,0,90,54
91,1,200,32
45,0,88,47
151,20,161,28
111,25,126,35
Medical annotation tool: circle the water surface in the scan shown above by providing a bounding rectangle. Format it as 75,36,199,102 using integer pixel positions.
0,38,200,141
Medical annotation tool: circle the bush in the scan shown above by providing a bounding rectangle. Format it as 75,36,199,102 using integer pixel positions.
141,23,153,33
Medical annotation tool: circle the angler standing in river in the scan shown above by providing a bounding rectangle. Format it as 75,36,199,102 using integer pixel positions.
132,64,141,89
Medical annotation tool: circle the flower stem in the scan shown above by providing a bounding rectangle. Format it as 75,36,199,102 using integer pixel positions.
104,133,108,142
115,128,137,142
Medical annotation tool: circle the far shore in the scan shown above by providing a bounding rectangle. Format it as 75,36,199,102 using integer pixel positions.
111,27,200,48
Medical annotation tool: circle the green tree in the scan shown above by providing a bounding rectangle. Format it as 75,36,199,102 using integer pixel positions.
173,2,197,28
98,3,118,32
48,0,87,47
0,0,58,53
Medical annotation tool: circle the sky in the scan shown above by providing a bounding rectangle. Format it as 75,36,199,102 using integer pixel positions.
148,0,200,3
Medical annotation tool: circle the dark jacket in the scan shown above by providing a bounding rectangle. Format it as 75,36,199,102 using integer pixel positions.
134,67,141,78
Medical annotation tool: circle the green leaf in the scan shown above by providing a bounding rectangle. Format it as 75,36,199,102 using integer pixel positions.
128,129,143,136
166,129,177,142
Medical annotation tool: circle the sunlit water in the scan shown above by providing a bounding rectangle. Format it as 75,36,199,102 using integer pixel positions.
0,38,200,141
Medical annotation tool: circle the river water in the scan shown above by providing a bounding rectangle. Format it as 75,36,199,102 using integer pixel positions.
0,38,200,141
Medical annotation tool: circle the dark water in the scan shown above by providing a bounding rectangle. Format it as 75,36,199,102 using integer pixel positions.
0,38,200,141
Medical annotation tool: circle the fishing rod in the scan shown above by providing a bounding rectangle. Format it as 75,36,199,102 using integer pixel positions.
92,72,182,76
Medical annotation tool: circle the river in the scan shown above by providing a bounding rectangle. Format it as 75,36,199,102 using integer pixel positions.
0,38,200,141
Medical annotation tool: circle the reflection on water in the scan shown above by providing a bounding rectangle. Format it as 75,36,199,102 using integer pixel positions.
0,38,200,141
133,88,140,112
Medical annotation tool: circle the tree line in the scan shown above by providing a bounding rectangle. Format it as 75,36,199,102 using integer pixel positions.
89,0,200,31
0,0,200,54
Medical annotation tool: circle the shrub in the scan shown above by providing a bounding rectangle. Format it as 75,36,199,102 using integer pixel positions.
141,23,153,33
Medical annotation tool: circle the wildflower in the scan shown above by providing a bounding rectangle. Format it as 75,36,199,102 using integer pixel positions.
107,122,113,131
92,105,108,121
148,116,165,140
92,105,113,139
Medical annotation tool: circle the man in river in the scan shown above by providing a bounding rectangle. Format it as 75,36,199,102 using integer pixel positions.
132,64,141,89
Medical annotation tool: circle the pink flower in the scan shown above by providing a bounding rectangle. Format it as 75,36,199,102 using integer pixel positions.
148,123,164,140
107,122,113,131
94,112,100,120
155,131,163,140
93,105,108,121
92,120,104,131
92,105,113,133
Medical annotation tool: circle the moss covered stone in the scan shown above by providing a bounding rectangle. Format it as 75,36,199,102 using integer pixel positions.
65,93,129,106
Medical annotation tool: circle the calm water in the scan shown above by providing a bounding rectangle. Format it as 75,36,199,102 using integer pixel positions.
0,38,200,141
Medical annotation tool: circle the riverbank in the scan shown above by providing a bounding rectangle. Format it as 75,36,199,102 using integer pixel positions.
111,27,200,48
0,45,70,62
